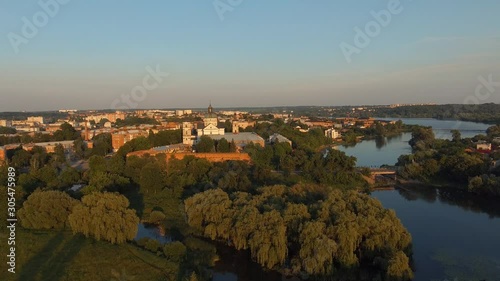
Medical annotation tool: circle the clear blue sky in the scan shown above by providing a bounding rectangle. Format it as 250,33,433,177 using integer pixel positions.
1,0,499,111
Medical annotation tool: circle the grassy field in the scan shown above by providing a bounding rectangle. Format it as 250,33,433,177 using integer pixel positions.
0,229,177,281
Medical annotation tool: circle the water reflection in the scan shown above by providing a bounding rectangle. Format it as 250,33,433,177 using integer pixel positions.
373,188,500,281
375,136,387,149
432,248,500,281
397,185,500,218
213,244,286,281
134,223,172,244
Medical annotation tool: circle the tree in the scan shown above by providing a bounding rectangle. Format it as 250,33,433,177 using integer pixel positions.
73,138,87,159
53,143,66,163
451,129,461,142
0,126,16,134
33,165,59,188
68,192,139,244
386,251,413,281
18,190,79,229
216,138,230,153
11,149,31,168
163,241,187,262
18,173,41,195
59,167,81,189
486,125,500,138
195,136,215,153
140,162,166,194
409,127,435,150
53,123,79,141
89,133,113,156
229,140,237,152
299,221,337,275
147,210,166,225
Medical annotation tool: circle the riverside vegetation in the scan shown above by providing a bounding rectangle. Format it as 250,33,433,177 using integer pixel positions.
0,120,414,281
396,125,500,196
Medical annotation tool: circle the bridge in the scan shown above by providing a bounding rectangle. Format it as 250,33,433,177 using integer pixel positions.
357,166,398,182
369,168,397,176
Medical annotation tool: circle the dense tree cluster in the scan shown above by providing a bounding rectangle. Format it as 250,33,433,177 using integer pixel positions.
369,103,500,124
185,185,413,280
0,126,16,134
194,136,237,153
115,116,160,127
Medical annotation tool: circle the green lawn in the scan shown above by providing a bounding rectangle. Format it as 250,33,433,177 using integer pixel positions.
0,229,176,281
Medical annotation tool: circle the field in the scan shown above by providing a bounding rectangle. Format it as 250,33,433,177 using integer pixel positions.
0,229,176,281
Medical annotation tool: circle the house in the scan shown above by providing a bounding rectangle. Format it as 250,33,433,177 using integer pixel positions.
476,142,492,151
268,133,292,146
22,140,75,153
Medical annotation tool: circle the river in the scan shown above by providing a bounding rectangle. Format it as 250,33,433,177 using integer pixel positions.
338,118,492,167
340,118,500,281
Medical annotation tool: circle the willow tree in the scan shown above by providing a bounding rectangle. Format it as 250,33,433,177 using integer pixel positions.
184,188,233,240
68,192,139,244
248,210,288,269
299,221,337,275
18,190,79,230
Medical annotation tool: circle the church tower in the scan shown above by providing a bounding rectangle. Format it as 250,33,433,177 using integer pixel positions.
208,102,214,116
203,102,218,127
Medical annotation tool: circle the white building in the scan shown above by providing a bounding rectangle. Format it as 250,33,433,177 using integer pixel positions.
196,104,224,137
182,122,196,145
27,116,44,124
325,128,341,139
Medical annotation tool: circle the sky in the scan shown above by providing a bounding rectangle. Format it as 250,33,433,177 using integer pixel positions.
1,0,499,111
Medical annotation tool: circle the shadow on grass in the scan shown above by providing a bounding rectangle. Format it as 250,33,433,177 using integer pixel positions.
17,232,85,281
39,234,86,281
17,232,65,281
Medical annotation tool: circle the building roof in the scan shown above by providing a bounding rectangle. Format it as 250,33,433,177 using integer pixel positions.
152,143,189,152
23,140,75,147
206,132,264,143
269,133,292,144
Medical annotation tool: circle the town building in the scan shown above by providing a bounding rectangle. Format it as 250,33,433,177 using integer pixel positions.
207,132,265,149
27,116,44,124
268,133,292,146
196,104,225,137
182,122,196,146
476,142,492,151
23,140,75,153
127,150,252,165
325,128,341,139
232,120,255,132
181,104,265,149
0,120,12,127
111,130,149,152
